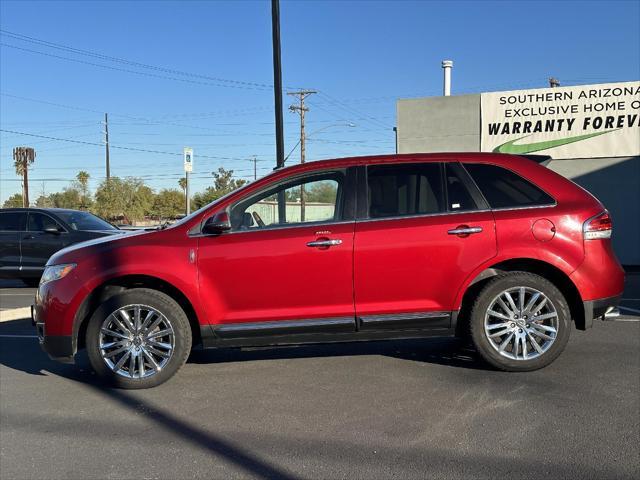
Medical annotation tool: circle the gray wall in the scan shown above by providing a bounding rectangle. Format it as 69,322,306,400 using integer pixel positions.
397,94,480,153
396,95,640,265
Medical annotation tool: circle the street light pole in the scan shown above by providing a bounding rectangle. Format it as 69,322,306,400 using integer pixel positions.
393,127,398,154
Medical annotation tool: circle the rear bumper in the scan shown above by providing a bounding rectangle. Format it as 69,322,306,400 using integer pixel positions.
583,294,621,329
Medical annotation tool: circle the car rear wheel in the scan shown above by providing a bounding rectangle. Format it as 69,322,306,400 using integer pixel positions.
470,272,571,371
86,288,192,389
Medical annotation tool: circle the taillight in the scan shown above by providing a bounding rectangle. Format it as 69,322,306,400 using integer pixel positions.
583,211,612,240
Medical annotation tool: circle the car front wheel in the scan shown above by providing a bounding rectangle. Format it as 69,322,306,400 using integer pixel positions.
470,272,571,371
86,288,192,389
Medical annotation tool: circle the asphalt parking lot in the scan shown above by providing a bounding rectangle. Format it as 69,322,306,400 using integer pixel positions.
0,280,36,311
1,278,639,479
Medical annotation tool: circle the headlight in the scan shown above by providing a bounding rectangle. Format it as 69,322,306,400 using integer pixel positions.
40,264,76,286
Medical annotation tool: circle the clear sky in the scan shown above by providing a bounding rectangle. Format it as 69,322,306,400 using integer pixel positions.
1,0,639,202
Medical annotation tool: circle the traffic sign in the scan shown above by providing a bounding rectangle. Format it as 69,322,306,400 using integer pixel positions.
183,147,193,172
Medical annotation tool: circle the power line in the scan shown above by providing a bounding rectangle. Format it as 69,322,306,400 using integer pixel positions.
315,92,392,129
0,93,289,137
0,43,275,91
0,129,258,162
0,29,278,90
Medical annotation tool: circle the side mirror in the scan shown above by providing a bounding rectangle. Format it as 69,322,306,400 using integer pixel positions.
202,212,231,235
43,226,61,235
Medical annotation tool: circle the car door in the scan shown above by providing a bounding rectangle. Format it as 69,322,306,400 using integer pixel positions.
353,161,497,330
20,212,69,274
0,211,27,277
197,168,357,339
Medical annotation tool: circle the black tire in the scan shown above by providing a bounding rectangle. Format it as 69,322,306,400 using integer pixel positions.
86,288,192,389
470,272,571,372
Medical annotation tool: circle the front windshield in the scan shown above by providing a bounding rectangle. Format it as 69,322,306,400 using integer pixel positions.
56,211,117,231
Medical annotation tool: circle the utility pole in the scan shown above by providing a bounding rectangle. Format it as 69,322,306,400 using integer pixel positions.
271,0,286,224
104,113,111,180
252,155,258,180
288,90,316,222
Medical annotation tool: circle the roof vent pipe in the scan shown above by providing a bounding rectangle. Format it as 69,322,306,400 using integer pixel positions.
442,60,453,96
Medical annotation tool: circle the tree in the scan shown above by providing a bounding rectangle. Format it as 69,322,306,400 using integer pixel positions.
35,195,53,208
151,189,184,220
3,193,24,208
93,177,154,223
75,171,91,209
178,177,187,192
192,168,247,210
48,188,83,209
305,180,338,203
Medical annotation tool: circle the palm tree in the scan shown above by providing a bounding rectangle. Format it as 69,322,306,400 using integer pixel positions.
13,147,36,207
178,177,187,192
76,171,90,209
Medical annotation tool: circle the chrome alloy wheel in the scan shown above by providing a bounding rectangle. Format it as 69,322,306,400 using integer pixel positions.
484,287,558,361
98,304,175,378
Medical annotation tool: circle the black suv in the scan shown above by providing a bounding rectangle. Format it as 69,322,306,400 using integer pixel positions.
0,208,121,285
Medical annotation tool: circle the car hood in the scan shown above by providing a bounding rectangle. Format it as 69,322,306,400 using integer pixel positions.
47,229,148,266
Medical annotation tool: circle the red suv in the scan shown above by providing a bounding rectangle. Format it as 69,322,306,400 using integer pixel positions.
33,153,624,388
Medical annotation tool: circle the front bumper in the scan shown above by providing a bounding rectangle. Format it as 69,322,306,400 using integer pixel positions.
32,304,75,364
583,294,621,329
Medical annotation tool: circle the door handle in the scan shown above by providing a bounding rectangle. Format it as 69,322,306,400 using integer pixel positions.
23,234,35,240
306,239,342,248
448,226,483,236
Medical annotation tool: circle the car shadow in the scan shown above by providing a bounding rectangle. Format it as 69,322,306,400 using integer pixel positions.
187,335,489,370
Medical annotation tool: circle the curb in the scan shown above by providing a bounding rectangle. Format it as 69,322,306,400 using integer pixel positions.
0,307,31,323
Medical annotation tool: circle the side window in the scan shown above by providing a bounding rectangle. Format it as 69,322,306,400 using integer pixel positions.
230,174,343,230
464,164,555,209
0,212,27,231
367,163,443,218
27,213,61,232
445,163,480,212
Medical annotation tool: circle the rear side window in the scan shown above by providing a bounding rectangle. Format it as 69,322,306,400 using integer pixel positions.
464,164,555,209
0,212,27,231
368,163,443,218
445,163,480,212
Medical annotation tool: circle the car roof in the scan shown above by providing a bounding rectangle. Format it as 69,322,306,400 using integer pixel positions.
0,208,85,214
269,152,539,177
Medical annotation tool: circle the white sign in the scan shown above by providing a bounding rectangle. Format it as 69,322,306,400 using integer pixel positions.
481,81,640,159
183,147,193,172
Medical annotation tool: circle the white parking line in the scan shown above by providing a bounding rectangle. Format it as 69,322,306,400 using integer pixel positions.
0,307,31,322
0,334,38,338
